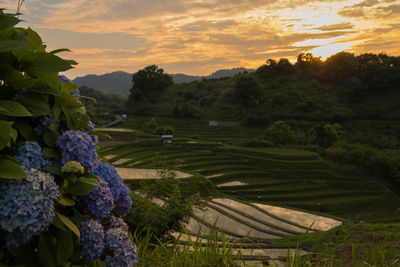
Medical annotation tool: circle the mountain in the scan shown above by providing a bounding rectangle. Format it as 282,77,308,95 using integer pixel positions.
73,71,132,96
73,68,254,96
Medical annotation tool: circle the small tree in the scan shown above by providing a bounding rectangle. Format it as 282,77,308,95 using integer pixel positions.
265,121,296,145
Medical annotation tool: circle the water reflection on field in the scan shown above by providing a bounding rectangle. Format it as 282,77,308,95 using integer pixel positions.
116,167,192,179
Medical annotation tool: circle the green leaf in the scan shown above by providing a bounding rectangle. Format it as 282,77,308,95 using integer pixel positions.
66,177,98,196
0,100,32,117
0,120,14,150
14,122,35,141
24,52,73,73
63,108,89,130
56,212,80,238
25,27,44,51
56,230,73,265
0,13,21,30
16,95,50,116
56,196,75,206
0,39,31,52
0,158,26,179
38,235,57,267
52,215,68,232
49,48,71,54
56,93,83,109
43,147,60,160
43,128,59,148
44,166,62,176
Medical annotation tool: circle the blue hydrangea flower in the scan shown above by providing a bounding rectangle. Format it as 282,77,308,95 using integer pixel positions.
115,184,132,217
34,114,54,136
82,178,114,220
59,75,79,96
79,219,105,262
102,216,129,232
0,168,58,248
56,130,99,173
14,141,51,170
104,227,138,267
94,162,122,201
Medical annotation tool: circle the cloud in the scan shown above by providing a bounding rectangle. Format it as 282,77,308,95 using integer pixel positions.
12,0,398,78
314,22,354,31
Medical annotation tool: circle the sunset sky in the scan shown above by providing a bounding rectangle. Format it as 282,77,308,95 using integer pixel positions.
2,0,400,78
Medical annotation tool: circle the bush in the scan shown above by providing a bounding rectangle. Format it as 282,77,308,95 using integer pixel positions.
0,11,136,266
265,120,296,145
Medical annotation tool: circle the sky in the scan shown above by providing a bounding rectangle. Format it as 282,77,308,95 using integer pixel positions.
1,0,400,78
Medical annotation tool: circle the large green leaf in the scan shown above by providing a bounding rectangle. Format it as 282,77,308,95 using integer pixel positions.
16,95,50,116
24,52,73,73
0,13,21,31
66,177,99,196
56,230,73,265
63,107,89,130
43,128,59,148
56,93,83,109
0,120,14,150
38,235,57,267
25,27,44,51
56,196,75,206
0,39,31,52
56,212,80,238
14,121,35,141
0,100,32,117
0,158,26,179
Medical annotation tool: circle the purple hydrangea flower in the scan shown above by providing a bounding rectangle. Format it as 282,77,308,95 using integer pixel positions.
82,178,114,220
115,184,132,217
79,220,105,262
104,227,138,267
86,121,95,131
14,141,51,170
0,169,58,248
56,130,99,173
94,162,122,201
102,216,129,232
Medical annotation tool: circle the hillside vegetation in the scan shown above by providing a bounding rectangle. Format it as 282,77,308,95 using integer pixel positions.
122,52,400,123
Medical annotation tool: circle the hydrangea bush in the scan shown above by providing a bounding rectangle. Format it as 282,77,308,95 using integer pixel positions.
0,10,136,266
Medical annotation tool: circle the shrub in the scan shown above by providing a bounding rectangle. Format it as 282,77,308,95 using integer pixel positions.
0,10,136,266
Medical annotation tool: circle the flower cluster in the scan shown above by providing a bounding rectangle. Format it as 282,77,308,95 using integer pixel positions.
94,162,123,200
0,169,58,248
56,130,99,173
82,178,114,220
14,141,51,170
86,121,95,131
79,220,105,262
104,227,138,267
115,184,132,217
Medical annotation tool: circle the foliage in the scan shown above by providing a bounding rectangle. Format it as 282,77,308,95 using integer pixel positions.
0,10,135,266
126,65,173,113
309,123,345,147
265,120,296,145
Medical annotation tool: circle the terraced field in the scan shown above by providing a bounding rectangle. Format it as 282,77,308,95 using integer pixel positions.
99,135,399,221
98,117,400,263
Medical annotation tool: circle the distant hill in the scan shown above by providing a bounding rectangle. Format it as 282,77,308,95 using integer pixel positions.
73,68,254,95
73,71,132,96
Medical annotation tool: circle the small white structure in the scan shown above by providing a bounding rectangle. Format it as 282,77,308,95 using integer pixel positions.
162,135,173,144
122,114,127,119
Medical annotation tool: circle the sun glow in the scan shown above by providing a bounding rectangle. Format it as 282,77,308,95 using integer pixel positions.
308,42,356,60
